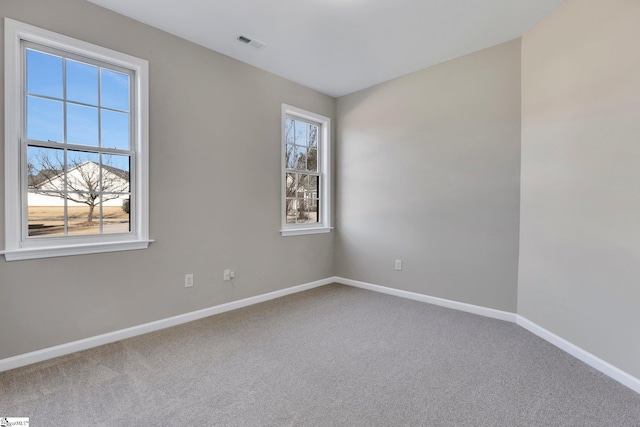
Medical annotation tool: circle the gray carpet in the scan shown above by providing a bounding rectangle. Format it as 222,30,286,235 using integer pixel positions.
1,283,639,426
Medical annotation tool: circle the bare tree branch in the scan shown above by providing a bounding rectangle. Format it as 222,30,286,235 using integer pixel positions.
29,151,129,223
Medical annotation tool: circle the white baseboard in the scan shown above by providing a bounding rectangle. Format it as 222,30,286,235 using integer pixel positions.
333,276,517,322
3,275,639,397
333,276,639,395
0,277,333,373
516,315,640,395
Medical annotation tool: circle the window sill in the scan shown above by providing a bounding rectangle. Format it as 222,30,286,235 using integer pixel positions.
280,227,332,237
1,239,154,261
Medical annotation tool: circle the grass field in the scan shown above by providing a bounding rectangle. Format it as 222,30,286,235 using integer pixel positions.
28,206,129,236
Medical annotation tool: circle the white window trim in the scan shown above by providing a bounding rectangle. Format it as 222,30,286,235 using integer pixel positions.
280,104,332,237
2,18,152,261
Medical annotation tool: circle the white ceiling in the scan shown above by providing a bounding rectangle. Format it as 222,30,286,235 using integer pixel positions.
87,0,565,97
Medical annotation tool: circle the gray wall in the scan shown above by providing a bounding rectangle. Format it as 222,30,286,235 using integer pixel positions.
0,0,335,359
519,0,640,379
335,40,522,312
3,0,638,385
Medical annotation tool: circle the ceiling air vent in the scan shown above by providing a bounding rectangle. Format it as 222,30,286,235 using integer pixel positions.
236,34,266,51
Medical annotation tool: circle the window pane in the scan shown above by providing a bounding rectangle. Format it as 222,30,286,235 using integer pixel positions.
295,174,307,198
102,154,130,193
294,120,307,146
103,196,130,234
26,49,63,98
101,69,130,111
103,153,130,174
295,147,308,170
27,198,65,237
305,199,320,222
307,148,317,172
26,96,63,142
286,145,298,169
285,172,297,198
300,175,319,198
285,172,320,224
67,151,100,198
308,124,318,148
66,60,98,105
101,110,130,149
67,198,101,235
300,198,319,224
287,145,307,170
67,103,99,146
285,144,293,169
27,146,64,191
285,118,295,144
286,199,297,224
287,198,319,224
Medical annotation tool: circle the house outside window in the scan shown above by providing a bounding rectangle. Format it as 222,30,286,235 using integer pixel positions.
2,18,150,261
281,104,331,236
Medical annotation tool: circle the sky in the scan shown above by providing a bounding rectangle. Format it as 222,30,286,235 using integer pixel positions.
26,48,131,172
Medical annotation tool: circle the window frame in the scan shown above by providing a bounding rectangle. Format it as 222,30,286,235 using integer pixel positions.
281,104,332,236
3,18,151,261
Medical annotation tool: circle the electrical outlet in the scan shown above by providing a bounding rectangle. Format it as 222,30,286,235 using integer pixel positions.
395,259,402,271
185,273,194,287
223,269,236,281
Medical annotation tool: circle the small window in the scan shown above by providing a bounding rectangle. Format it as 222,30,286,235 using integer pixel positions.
281,104,331,236
3,19,151,260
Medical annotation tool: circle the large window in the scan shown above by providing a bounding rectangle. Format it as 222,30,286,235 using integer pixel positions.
3,19,150,260
281,104,331,236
